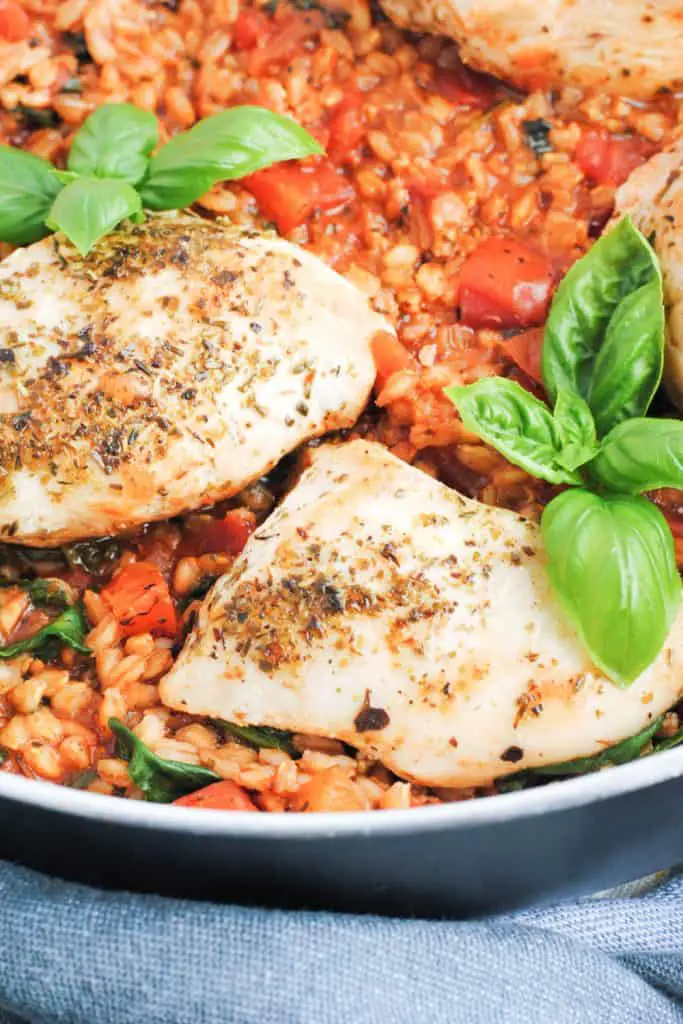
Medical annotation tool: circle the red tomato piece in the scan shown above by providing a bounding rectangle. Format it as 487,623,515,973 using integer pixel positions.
502,326,545,385
458,237,556,330
101,561,178,639
174,780,258,811
0,1,30,42
189,509,257,556
247,10,324,75
575,130,652,187
232,9,271,50
432,60,498,109
244,160,353,234
371,331,416,391
327,89,365,164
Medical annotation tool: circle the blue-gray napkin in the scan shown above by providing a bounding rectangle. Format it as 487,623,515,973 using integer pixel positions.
1,859,683,1024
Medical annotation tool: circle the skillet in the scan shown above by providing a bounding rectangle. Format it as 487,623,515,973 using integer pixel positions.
1,744,682,917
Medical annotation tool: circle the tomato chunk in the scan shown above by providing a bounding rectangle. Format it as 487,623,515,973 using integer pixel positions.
0,1,30,42
246,10,324,75
186,509,257,556
232,9,272,50
174,780,258,811
327,89,365,164
502,327,545,385
101,561,178,639
575,130,652,187
459,237,555,330
245,160,353,234
371,331,415,391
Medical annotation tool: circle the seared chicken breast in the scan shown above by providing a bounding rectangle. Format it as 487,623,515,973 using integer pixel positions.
614,138,683,412
379,0,683,99
160,441,683,788
0,217,387,545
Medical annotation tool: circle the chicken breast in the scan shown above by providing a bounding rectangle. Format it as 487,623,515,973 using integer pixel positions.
379,0,683,99
614,138,683,412
0,216,387,546
160,440,683,788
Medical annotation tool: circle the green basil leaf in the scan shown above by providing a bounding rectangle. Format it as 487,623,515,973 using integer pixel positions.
139,105,323,210
110,718,220,802
0,146,63,245
444,378,583,486
552,390,599,471
0,604,91,659
542,217,660,407
587,279,665,436
68,103,158,186
590,418,683,494
46,177,143,257
541,489,681,685
220,720,297,756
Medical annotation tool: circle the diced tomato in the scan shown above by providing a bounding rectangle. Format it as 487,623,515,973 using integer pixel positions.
101,561,178,639
502,327,545,385
244,160,354,234
327,89,365,164
432,59,498,110
232,9,272,50
0,1,31,42
458,237,556,330
371,331,416,391
186,509,257,557
574,129,653,188
174,780,258,811
246,10,324,76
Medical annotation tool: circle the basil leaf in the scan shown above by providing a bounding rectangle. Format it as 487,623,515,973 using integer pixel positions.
541,490,681,685
220,720,297,756
68,103,158,186
553,390,599,471
587,279,665,436
542,217,660,407
590,418,683,494
46,177,143,257
444,378,583,486
110,718,220,802
0,604,91,659
139,105,323,210
0,146,63,245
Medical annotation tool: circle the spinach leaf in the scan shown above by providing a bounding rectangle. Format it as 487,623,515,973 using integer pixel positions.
46,177,143,257
0,604,91,659
139,105,323,210
590,418,683,494
542,217,660,410
536,718,664,775
444,378,584,485
68,103,159,186
21,577,72,610
220,720,297,756
63,538,121,575
541,490,681,685
110,718,220,802
652,729,683,754
15,105,59,129
587,278,664,436
522,118,552,156
0,146,63,245
552,390,599,471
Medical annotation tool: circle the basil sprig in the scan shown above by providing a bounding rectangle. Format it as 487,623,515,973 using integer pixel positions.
542,216,664,436
110,718,220,803
446,217,682,685
0,604,91,659
0,102,321,256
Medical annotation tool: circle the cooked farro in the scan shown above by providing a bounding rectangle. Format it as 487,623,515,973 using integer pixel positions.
0,0,681,811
